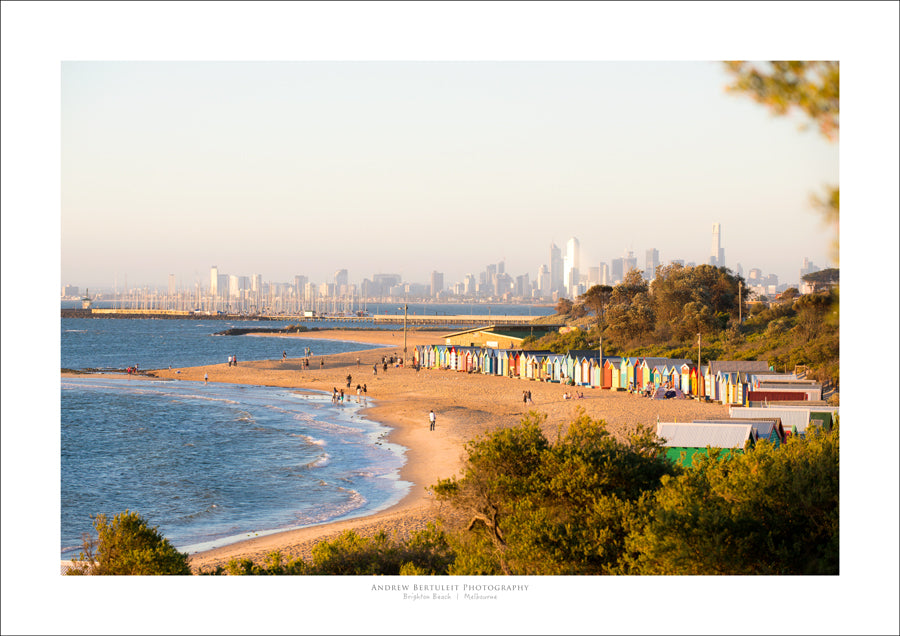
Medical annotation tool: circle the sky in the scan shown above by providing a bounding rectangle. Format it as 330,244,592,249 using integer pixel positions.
59,60,838,291
2,3,899,635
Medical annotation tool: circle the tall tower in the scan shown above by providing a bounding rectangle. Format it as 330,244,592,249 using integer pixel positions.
430,271,444,297
710,223,724,267
549,243,563,297
645,248,659,280
564,237,580,297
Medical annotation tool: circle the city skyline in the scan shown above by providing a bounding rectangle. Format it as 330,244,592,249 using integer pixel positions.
60,60,838,290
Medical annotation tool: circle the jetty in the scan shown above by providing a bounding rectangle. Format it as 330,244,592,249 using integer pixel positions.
61,308,551,327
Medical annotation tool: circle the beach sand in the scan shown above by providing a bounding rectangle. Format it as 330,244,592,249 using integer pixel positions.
98,329,730,573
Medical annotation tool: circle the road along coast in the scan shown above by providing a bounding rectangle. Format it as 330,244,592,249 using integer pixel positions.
104,329,731,572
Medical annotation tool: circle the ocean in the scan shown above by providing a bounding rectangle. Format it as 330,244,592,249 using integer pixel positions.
59,304,553,559
61,376,407,558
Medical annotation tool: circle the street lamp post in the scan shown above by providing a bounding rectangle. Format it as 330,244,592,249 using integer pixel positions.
398,303,408,364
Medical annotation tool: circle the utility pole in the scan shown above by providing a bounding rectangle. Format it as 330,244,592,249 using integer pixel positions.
400,302,408,364
697,330,702,401
738,281,742,323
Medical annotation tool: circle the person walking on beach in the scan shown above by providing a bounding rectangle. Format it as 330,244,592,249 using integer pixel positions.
429,409,436,432
357,357,361,368
204,372,208,383
356,384,362,403
523,390,528,406
233,355,238,367
227,355,232,367
282,350,287,362
346,374,352,388
363,384,368,404
373,364,377,376
527,390,533,404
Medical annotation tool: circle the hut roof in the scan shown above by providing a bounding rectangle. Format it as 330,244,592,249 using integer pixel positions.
656,422,754,449
694,418,783,439
709,360,771,374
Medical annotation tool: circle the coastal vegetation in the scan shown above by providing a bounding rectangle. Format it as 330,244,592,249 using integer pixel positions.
73,414,838,576
201,412,838,576
66,510,191,575
525,264,840,388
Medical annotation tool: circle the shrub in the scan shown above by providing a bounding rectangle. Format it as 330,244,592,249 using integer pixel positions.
66,510,191,575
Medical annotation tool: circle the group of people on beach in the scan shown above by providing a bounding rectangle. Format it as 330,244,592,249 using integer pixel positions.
522,390,534,405
227,355,238,367
332,383,368,404
562,391,585,400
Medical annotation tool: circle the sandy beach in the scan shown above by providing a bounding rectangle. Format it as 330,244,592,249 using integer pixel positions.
83,329,730,573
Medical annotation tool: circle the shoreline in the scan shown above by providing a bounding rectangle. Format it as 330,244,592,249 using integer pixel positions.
64,328,733,573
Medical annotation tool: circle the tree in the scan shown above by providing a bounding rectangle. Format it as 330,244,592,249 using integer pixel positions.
802,267,839,292
432,411,677,575
579,284,613,326
625,424,839,575
555,297,573,316
67,510,191,575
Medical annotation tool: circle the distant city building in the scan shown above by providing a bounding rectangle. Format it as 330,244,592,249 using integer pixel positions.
599,262,610,286
210,266,219,297
515,273,530,298
549,243,564,297
645,248,659,280
430,271,444,297
464,274,476,296
588,266,600,286
537,264,551,299
611,258,623,284
623,250,637,278
63,284,79,297
334,269,348,289
168,274,176,297
710,223,725,267
564,237,580,297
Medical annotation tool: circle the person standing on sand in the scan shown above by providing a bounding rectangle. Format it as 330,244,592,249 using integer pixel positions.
357,357,361,368
233,355,238,367
282,350,286,362
373,364,377,375
523,391,528,406
204,372,208,383
429,409,436,431
346,373,352,388
356,384,362,403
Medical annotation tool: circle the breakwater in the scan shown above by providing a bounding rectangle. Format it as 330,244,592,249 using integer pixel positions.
61,308,281,321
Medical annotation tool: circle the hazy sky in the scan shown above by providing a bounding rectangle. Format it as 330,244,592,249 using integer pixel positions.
61,60,838,289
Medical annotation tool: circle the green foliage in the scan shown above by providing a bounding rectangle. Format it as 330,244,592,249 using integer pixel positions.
434,411,677,575
625,425,839,575
66,510,191,575
219,524,455,576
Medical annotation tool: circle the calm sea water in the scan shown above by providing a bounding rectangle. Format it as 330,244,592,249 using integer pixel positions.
61,377,408,558
61,318,388,371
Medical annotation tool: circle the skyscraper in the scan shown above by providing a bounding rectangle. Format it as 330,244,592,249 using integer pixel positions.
430,271,444,297
710,223,724,267
549,243,563,297
645,248,659,280
564,237,580,297
623,250,637,278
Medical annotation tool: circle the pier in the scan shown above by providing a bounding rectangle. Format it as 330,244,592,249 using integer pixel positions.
61,308,554,328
